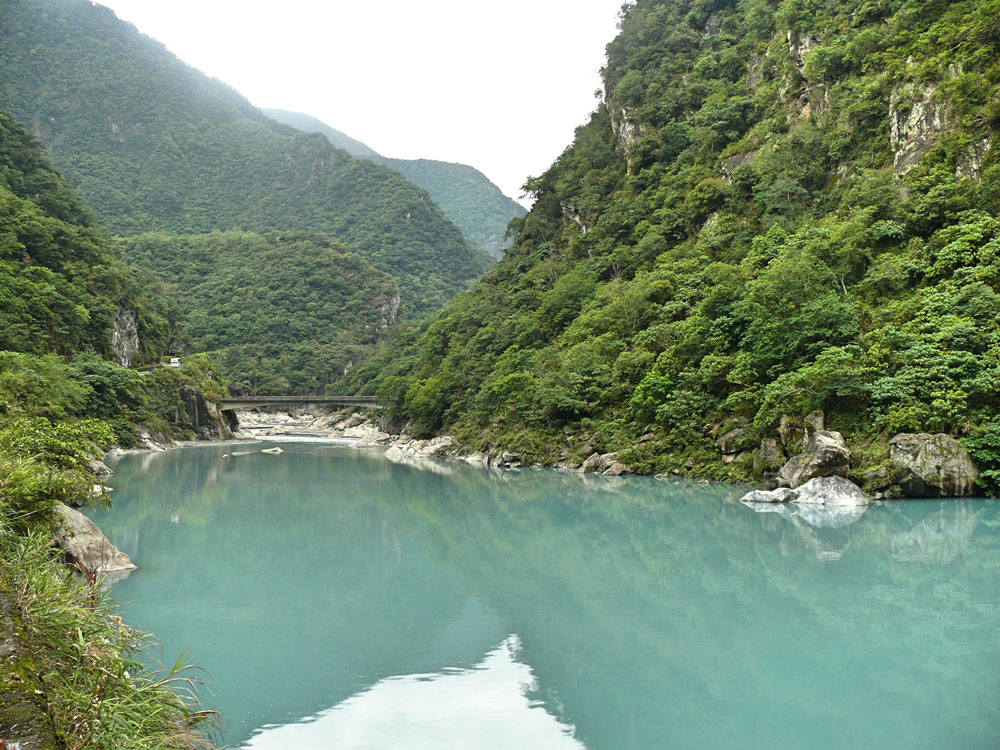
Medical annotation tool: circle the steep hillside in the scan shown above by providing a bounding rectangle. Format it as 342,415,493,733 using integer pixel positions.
0,112,170,364
0,0,492,316
261,109,381,159
120,231,399,394
345,0,1000,490
264,108,528,258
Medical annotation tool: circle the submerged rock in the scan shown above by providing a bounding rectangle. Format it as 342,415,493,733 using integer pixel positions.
52,503,136,577
889,433,980,497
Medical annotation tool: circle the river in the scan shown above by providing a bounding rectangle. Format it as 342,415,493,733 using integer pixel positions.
93,442,1000,749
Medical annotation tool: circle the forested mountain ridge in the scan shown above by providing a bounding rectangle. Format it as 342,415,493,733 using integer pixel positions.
0,0,492,316
264,108,528,259
120,231,400,395
345,0,1000,491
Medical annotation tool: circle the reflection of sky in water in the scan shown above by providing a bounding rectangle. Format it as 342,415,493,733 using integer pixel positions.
243,636,584,750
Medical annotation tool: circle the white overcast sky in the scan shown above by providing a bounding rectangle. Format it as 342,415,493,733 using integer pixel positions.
94,0,627,206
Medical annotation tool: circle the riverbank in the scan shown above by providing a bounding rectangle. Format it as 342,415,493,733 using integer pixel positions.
0,417,218,750
229,407,991,506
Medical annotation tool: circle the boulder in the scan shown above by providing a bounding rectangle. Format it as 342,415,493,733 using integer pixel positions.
579,452,604,474
602,461,630,477
740,487,798,503
794,476,869,506
777,429,852,488
86,457,114,478
889,433,980,497
716,427,747,455
52,504,136,577
578,452,618,474
739,476,868,507
344,413,366,429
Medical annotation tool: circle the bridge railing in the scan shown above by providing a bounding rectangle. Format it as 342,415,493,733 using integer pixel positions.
216,395,381,410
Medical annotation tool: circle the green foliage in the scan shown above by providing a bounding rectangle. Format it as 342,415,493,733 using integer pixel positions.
343,0,1000,475
965,420,1000,497
0,2,492,317
120,231,399,394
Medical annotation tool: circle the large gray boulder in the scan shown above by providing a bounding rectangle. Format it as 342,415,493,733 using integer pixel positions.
889,433,980,497
52,503,136,577
794,476,869,506
777,429,852,488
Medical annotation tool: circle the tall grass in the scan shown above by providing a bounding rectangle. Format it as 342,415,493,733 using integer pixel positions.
0,442,221,749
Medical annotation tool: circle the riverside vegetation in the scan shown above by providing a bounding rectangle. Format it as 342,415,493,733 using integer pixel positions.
343,0,1000,495
0,112,222,747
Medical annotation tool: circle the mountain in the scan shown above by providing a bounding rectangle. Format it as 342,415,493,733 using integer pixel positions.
260,109,381,159
343,0,1000,492
0,0,492,317
0,111,170,365
264,108,528,259
119,231,399,394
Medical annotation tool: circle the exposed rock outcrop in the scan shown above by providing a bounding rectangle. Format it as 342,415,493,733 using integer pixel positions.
777,428,852,488
889,433,980,497
889,83,949,174
374,292,401,331
111,305,141,368
52,504,136,577
955,136,992,180
179,386,236,440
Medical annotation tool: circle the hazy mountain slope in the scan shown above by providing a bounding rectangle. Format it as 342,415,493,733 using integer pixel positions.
264,108,527,259
120,231,399,394
261,108,381,159
0,0,491,317
343,0,1000,489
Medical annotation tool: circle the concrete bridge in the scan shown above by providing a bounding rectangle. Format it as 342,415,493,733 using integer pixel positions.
217,395,380,411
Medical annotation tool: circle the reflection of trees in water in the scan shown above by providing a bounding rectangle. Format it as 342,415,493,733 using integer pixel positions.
98,447,1000,750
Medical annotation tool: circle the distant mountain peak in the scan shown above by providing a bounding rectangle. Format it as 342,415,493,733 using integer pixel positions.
263,109,527,259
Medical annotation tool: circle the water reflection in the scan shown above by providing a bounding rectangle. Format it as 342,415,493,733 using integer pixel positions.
244,635,583,750
96,444,1000,750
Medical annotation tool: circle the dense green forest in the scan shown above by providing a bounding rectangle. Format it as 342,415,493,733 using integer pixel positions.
265,108,528,259
0,111,219,748
344,0,1000,489
0,0,492,316
121,231,399,394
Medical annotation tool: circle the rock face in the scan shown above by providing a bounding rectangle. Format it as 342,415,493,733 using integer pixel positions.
179,386,236,440
889,433,980,497
777,429,852,488
52,503,136,577
889,83,949,174
740,476,869,507
374,292,401,331
111,305,141,368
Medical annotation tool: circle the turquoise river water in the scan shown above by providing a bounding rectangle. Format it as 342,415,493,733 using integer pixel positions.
94,442,1000,749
